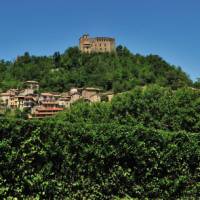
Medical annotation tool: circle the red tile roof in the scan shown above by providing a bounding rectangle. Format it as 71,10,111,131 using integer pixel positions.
36,107,64,112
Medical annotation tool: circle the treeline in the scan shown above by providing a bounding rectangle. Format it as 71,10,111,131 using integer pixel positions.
0,46,193,92
1,86,200,199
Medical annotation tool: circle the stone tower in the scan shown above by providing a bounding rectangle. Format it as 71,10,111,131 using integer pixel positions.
79,34,116,53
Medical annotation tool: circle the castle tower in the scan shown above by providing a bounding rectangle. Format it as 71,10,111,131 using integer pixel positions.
79,34,116,53
79,34,92,53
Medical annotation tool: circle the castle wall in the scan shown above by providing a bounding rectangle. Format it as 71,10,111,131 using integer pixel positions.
79,34,115,53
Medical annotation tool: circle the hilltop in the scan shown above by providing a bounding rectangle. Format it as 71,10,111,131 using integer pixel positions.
0,46,192,93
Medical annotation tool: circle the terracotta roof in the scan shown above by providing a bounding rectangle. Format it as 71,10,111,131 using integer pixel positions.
24,96,35,100
83,87,102,91
41,93,54,96
26,81,39,84
0,93,11,96
40,93,60,97
52,94,61,97
36,107,64,112
101,91,114,95
59,97,70,101
41,101,59,105
33,112,56,116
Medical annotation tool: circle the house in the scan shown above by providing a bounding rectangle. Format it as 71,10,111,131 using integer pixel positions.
39,93,55,103
87,94,101,102
29,91,63,119
19,81,39,96
81,87,102,102
101,91,114,102
69,88,82,103
23,96,36,109
58,97,71,108
0,92,12,107
19,88,34,96
25,81,39,91
9,96,19,109
29,101,64,119
6,89,19,96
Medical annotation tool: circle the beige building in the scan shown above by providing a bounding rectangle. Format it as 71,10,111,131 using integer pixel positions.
81,87,102,102
0,93,11,106
9,96,19,109
29,103,64,119
58,97,71,108
39,93,57,103
79,34,115,53
25,81,39,91
19,81,39,96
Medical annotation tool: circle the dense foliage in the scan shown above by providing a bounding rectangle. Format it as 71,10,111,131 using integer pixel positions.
57,85,200,133
0,46,192,92
1,86,200,199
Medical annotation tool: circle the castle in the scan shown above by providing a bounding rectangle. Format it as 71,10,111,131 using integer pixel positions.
79,34,116,53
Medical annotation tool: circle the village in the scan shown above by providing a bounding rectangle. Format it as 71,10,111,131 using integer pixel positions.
0,81,114,119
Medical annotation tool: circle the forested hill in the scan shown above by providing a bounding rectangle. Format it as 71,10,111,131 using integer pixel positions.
0,46,192,92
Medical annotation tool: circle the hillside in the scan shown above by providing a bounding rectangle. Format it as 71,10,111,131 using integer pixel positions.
0,46,192,92
1,46,200,199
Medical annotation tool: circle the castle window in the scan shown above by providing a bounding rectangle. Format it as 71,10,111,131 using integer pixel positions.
100,43,101,47
104,43,106,47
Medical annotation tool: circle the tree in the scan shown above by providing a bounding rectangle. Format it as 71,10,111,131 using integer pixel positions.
0,46,192,92
193,78,200,88
53,52,61,68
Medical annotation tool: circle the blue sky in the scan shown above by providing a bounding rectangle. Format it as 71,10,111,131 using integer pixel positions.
0,0,200,81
